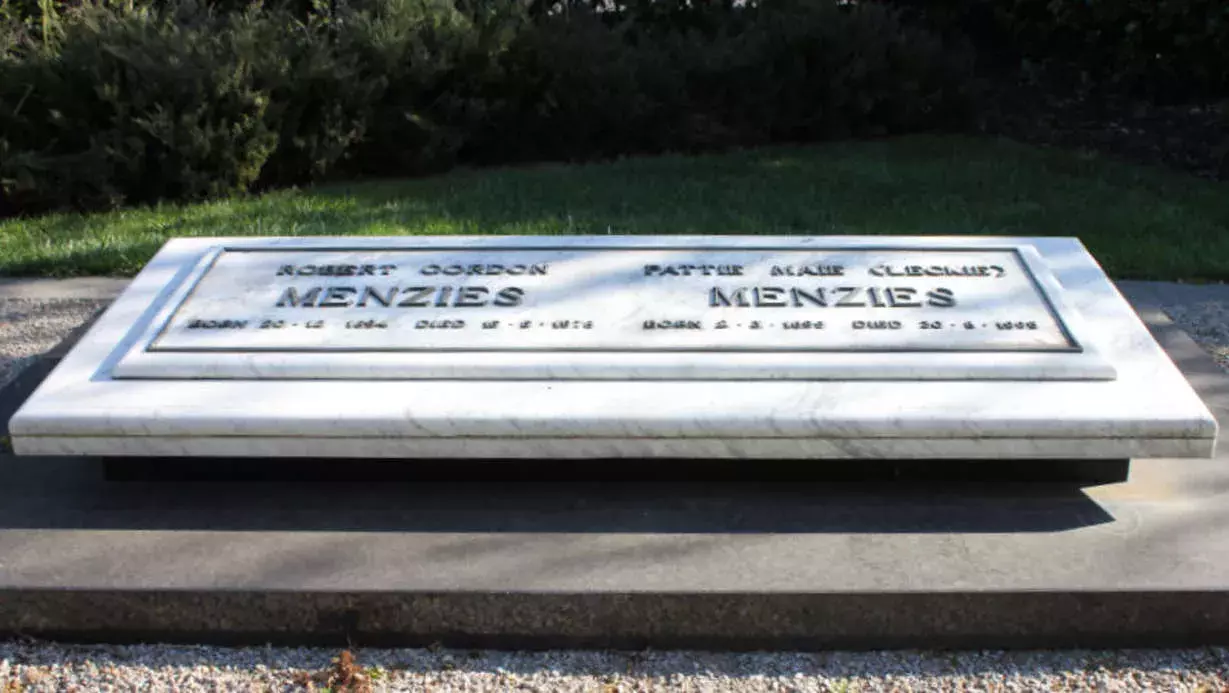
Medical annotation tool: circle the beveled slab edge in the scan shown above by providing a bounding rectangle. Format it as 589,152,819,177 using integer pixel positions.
13,434,1213,459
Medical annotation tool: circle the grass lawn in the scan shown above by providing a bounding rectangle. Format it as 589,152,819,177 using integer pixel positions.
2,134,1228,280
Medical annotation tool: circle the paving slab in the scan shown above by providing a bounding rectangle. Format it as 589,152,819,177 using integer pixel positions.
0,283,1228,649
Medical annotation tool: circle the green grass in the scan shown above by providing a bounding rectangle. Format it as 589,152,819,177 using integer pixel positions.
3,134,1228,279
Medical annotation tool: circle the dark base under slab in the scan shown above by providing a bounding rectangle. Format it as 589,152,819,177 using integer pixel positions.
100,456,1131,484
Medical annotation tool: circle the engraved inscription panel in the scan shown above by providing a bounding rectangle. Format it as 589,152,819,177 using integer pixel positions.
148,247,1077,352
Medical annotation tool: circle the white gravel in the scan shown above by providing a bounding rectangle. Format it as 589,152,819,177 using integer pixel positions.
1,641,1227,692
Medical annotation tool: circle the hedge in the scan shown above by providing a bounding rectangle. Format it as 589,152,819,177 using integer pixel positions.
880,0,1229,100
0,0,974,214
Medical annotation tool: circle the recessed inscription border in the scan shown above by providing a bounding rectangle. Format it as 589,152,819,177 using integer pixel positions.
106,237,1116,380
141,245,1083,355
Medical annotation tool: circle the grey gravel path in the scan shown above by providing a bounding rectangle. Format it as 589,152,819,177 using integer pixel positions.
1160,300,1229,372
1150,297,1229,373
0,298,108,389
0,278,125,388
1115,280,1229,373
0,277,129,300
2,641,1228,692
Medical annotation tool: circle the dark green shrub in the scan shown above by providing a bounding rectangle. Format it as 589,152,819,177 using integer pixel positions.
2,0,973,215
0,0,392,210
880,0,1229,99
688,0,972,142
339,0,502,176
0,4,280,209
256,4,387,185
465,7,688,162
1005,0,1229,99
527,0,744,35
466,0,970,160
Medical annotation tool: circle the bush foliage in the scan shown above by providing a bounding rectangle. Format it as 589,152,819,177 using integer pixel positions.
881,0,1229,100
1008,0,1228,100
1,0,972,214
2,5,284,210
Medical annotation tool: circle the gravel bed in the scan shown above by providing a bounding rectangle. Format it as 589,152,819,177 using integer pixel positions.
1163,300,1229,373
1,641,1227,692
0,298,108,389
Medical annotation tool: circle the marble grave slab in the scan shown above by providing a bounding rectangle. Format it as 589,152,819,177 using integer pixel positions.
7,236,1218,459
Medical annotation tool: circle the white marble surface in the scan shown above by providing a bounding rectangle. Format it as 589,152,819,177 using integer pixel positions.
8,235,1219,459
